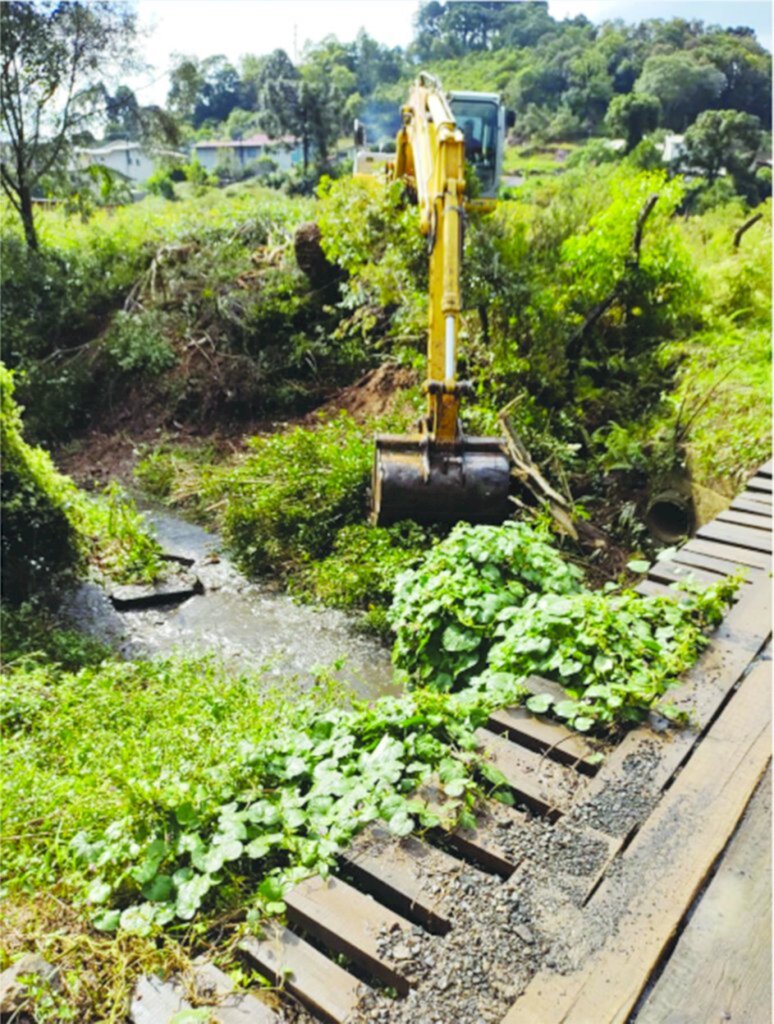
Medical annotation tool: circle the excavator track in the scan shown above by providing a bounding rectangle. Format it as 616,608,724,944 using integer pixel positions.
131,462,772,1024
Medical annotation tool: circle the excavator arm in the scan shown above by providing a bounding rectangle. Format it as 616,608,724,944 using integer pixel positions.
371,73,511,526
395,74,466,444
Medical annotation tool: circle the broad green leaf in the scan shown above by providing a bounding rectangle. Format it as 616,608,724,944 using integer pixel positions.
92,908,121,932
553,700,579,719
441,624,481,652
120,903,156,936
175,873,212,920
525,693,553,714
87,879,112,905
387,808,415,837
142,874,174,902
626,559,650,573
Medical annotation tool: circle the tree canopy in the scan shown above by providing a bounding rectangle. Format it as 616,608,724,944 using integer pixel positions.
0,0,137,249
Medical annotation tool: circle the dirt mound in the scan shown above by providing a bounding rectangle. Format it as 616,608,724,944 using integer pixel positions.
309,363,419,425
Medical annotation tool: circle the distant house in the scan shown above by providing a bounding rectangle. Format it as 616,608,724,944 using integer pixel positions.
74,140,185,182
660,134,686,165
192,133,302,172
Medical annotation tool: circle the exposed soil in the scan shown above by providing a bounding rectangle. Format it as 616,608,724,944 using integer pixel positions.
55,363,420,491
303,363,419,425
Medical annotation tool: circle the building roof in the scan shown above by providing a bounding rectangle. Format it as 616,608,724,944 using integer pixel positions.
75,140,185,160
194,133,296,150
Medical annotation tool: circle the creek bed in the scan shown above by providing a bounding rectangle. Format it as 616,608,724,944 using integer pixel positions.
62,506,398,701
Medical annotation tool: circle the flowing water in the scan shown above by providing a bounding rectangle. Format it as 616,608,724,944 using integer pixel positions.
62,506,399,701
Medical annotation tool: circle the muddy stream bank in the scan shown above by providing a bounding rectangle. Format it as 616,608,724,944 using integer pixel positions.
62,504,398,701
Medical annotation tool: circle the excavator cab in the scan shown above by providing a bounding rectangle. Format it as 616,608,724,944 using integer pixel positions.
360,74,513,527
448,91,505,199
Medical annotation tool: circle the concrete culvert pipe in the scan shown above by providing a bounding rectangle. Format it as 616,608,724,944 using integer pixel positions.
645,488,695,544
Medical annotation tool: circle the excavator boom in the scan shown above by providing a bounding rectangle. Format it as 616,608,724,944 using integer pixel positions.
361,73,512,526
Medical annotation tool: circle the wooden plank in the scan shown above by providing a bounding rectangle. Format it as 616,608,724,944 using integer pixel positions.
746,474,773,492
417,778,526,876
487,706,602,774
730,495,772,516
647,560,729,588
682,536,771,570
636,766,772,1024
695,520,772,553
130,976,191,1024
285,876,413,994
671,547,763,579
716,508,773,532
502,657,771,1024
241,925,367,1024
341,825,461,934
474,727,580,816
444,804,526,877
756,458,772,477
566,579,770,898
191,962,279,1024
635,579,682,600
739,487,772,506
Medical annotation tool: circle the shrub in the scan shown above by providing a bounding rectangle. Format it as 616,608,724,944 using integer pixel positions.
145,169,176,200
297,521,432,612
1,364,83,603
0,363,164,600
390,520,738,729
389,521,584,689
103,309,176,375
204,413,373,576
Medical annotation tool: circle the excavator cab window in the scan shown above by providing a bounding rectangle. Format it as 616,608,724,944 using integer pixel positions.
449,97,499,196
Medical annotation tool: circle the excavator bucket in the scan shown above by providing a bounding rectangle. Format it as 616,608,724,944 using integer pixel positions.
372,433,511,526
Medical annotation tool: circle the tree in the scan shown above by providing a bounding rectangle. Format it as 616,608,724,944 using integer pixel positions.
167,54,243,129
257,47,354,173
683,109,762,185
256,50,309,168
167,55,203,124
605,92,661,150
1,1,137,250
104,84,141,140
634,53,726,130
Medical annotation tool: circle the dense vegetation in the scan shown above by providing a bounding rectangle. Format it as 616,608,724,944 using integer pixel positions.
1,3,771,1020
1,365,165,603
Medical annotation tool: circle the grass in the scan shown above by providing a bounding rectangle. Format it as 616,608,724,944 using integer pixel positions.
0,178,312,252
0,648,346,1018
502,140,581,177
646,198,772,489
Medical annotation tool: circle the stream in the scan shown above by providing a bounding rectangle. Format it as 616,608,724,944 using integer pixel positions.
61,505,399,701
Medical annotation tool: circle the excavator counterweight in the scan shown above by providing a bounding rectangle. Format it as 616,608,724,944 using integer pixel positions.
356,73,512,528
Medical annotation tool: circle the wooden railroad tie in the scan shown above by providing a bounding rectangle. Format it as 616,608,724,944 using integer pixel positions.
131,463,772,1024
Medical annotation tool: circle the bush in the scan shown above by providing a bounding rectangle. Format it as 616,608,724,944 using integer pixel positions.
103,309,176,375
389,521,584,689
204,413,373,576
0,364,83,603
390,520,738,729
297,521,432,612
145,169,176,200
0,363,165,600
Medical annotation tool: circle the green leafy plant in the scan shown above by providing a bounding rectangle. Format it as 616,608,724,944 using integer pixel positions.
390,521,739,730
203,413,373,576
103,309,176,375
390,521,584,688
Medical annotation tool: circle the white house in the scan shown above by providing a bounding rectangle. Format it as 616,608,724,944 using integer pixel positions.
74,140,184,182
660,134,686,164
192,133,302,172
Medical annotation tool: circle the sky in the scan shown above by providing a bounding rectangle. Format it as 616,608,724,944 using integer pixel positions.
128,0,772,106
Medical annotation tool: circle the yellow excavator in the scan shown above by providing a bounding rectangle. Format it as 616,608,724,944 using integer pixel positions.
355,73,513,526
